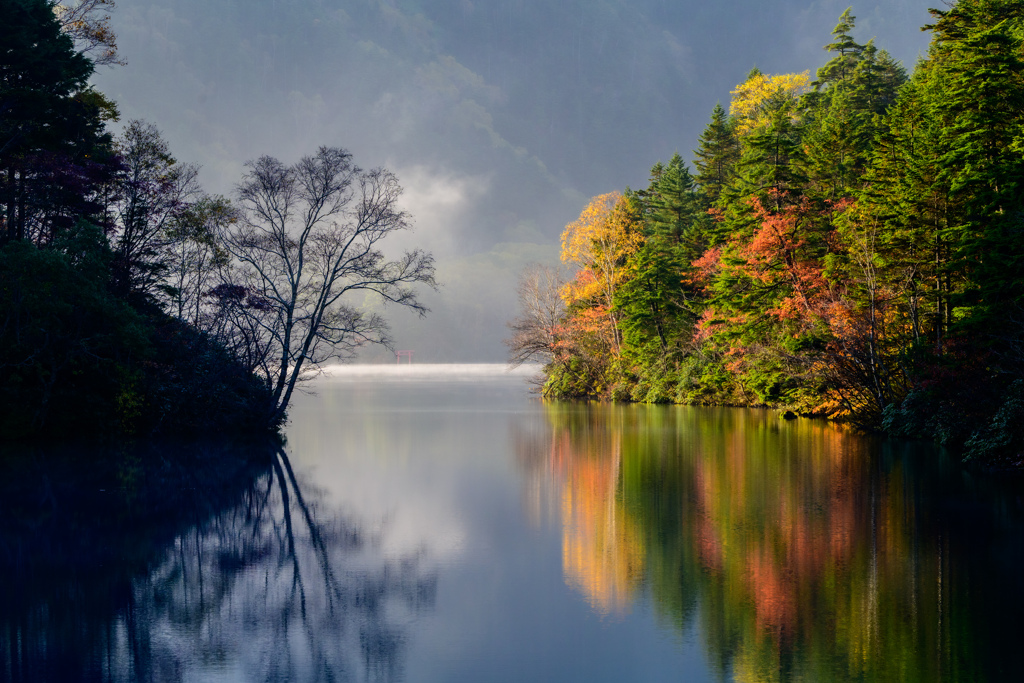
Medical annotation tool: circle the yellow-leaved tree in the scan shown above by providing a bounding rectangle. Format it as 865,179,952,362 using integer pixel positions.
730,70,811,134
560,192,644,355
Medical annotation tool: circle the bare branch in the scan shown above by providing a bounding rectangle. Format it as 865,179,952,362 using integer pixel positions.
214,148,436,424
505,264,567,367
54,0,125,66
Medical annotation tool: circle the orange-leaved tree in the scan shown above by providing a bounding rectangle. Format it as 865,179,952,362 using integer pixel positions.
692,192,838,407
560,192,644,357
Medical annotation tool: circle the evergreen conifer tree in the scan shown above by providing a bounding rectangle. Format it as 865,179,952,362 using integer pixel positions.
693,104,739,207
926,0,1024,329
1,0,117,244
646,153,706,256
813,8,863,88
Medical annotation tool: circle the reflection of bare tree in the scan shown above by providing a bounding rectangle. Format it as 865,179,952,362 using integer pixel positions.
122,448,436,682
0,445,436,682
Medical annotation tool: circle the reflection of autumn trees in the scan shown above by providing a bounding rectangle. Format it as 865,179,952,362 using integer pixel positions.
515,409,645,616
551,419,645,616
694,425,861,643
516,405,1022,681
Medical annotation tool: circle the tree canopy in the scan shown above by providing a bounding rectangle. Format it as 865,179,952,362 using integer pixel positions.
0,0,436,438
519,3,1024,464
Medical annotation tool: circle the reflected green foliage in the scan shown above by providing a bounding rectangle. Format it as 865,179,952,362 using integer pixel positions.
519,403,1024,681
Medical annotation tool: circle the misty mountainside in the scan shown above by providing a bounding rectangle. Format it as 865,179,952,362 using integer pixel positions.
95,0,933,361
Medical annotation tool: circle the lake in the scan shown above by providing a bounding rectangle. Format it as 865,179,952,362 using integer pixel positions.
3,364,1024,682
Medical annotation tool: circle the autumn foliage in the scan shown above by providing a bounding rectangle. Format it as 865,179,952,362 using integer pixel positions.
729,70,811,134
514,5,1024,461
513,405,991,680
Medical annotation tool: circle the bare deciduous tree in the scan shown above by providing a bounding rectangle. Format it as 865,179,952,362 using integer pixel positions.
221,147,436,425
505,264,566,367
110,120,201,301
54,0,125,66
162,195,233,326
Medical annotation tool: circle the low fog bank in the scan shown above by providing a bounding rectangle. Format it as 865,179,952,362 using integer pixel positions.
318,363,544,381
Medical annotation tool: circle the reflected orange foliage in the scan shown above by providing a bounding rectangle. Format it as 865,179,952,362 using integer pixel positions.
548,428,645,616
748,549,797,637
695,427,861,641
514,406,968,681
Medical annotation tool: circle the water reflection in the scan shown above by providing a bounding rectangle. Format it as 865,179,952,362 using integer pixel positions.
0,441,435,682
516,404,1024,682
6,383,1024,682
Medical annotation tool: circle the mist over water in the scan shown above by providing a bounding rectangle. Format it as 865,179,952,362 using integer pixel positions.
318,362,543,381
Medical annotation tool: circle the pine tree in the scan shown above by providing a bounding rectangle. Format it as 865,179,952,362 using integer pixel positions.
849,44,907,115
645,153,707,257
861,67,955,347
813,8,864,89
693,104,739,207
926,0,1024,328
617,158,707,360
801,13,908,204
726,104,807,213
615,235,692,357
0,0,117,244
802,89,866,203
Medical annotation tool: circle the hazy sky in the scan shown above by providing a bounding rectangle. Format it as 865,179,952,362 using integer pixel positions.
93,0,935,361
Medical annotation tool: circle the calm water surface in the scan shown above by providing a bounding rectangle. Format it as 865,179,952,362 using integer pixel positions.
3,365,1024,682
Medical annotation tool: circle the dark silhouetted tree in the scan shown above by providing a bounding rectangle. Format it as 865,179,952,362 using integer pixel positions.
220,147,437,424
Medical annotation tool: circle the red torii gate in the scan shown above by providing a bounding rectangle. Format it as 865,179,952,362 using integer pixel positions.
395,350,414,365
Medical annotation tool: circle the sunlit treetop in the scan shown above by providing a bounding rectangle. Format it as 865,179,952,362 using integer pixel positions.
729,70,811,135
560,193,643,271
559,191,644,312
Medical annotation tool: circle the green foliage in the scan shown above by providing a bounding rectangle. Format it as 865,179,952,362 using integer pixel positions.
0,0,281,441
536,5,1024,465
815,8,861,86
619,159,706,340
1,0,116,243
544,357,606,400
881,389,971,447
0,0,94,153
615,236,692,356
0,234,147,437
642,154,708,253
963,380,1024,465
725,104,807,213
927,0,1024,332
693,104,740,207
674,354,735,405
0,234,273,440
